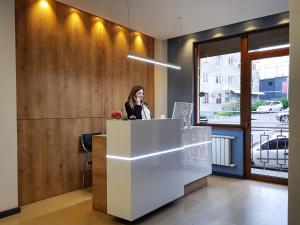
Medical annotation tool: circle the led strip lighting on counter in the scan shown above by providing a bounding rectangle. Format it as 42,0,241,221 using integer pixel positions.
106,141,212,161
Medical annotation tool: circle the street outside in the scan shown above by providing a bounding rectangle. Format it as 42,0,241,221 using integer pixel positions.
208,111,288,142
207,111,289,174
207,111,288,128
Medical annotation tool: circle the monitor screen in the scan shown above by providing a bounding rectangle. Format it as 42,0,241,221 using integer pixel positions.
172,102,193,127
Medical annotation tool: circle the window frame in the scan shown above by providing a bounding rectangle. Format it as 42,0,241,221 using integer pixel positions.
193,24,289,185
193,24,289,130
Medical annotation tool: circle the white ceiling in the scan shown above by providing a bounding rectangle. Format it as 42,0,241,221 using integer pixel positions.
58,0,288,40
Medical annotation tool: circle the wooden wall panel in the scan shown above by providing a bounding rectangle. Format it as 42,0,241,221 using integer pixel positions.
16,0,154,205
18,118,102,205
101,25,155,117
54,4,102,118
16,1,102,119
101,22,130,116
128,32,155,115
16,0,57,119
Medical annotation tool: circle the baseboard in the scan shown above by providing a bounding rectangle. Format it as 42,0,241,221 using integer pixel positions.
212,171,244,179
184,177,208,195
0,207,20,219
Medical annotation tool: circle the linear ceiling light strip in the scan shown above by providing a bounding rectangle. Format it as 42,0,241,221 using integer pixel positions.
127,54,181,70
126,0,181,70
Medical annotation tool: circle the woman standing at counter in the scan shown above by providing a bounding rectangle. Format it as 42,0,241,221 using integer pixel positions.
125,85,151,120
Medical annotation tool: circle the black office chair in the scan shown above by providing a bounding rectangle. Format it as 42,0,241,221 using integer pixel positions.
81,132,102,189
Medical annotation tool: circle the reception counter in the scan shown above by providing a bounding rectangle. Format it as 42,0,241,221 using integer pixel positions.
93,119,211,221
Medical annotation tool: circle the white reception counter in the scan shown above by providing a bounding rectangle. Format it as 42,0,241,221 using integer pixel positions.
106,119,211,221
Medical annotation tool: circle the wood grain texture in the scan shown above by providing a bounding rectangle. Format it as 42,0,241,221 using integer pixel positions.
16,0,154,205
16,0,57,119
101,24,155,117
16,1,102,119
17,118,102,205
92,135,107,213
184,177,208,196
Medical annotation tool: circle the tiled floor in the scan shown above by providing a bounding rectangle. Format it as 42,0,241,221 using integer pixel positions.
0,175,288,225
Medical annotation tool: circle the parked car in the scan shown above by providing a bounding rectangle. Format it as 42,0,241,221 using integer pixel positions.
251,134,288,170
276,108,289,124
199,114,208,123
256,101,283,112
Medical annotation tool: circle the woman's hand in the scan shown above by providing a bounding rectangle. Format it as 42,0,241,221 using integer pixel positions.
134,96,142,105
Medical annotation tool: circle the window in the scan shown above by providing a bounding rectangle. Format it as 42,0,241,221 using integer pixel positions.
278,138,288,149
203,73,208,83
228,76,233,85
216,56,221,65
216,93,222,104
197,37,241,125
203,93,209,103
195,25,289,180
261,138,288,150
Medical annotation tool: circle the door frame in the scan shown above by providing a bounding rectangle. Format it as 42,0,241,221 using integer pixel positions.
242,37,289,184
193,25,289,185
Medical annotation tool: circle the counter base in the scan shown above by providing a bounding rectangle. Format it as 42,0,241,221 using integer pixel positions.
184,177,208,196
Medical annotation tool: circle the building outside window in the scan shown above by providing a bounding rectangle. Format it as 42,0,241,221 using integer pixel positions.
196,26,290,180
216,93,222,104
203,92,209,103
216,75,222,84
203,73,208,83
252,62,257,70
228,76,233,85
198,49,241,124
216,56,221,65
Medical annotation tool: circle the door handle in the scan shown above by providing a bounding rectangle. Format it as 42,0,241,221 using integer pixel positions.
245,119,255,128
246,121,250,128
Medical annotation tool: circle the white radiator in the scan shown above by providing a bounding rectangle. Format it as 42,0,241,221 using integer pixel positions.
211,135,235,167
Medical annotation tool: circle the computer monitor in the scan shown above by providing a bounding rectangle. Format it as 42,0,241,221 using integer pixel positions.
172,102,193,127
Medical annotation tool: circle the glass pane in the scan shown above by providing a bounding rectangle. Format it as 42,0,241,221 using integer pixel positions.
250,56,289,178
278,138,288,149
198,52,241,124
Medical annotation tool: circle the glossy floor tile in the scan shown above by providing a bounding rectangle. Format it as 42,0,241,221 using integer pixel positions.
0,175,288,225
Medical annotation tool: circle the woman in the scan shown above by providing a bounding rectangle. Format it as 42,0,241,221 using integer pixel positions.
125,85,151,120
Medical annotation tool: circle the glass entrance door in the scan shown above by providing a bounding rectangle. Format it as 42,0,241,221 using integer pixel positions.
250,56,289,179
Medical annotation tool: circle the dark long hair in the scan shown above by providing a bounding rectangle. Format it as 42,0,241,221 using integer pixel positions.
126,85,148,109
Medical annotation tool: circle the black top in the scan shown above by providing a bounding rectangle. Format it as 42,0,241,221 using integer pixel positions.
125,102,143,119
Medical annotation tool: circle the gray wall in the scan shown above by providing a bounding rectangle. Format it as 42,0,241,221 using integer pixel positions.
288,0,300,224
154,39,168,117
167,12,289,117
